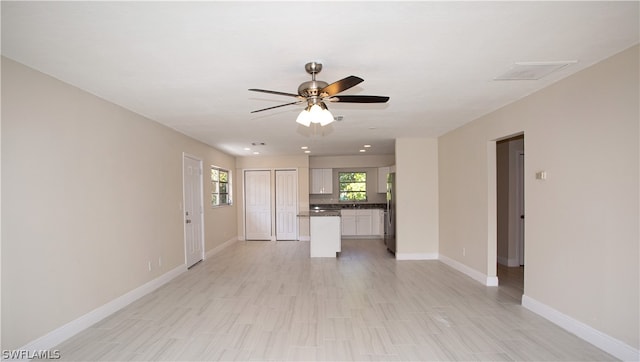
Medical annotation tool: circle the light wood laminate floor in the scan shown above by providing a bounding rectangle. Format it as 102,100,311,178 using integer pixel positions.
496,264,524,303
53,239,615,361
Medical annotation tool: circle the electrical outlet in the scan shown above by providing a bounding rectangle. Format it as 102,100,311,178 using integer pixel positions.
148,261,152,271
462,248,466,257
158,256,162,267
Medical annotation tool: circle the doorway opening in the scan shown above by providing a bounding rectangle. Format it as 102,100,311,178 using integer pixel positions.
496,134,525,302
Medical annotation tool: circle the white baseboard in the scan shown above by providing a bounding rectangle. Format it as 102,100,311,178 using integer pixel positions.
522,295,639,361
497,255,520,267
20,264,186,353
507,257,520,267
395,252,439,260
439,255,499,286
299,236,310,241
205,236,237,259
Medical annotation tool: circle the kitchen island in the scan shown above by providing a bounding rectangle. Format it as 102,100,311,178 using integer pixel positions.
298,210,341,257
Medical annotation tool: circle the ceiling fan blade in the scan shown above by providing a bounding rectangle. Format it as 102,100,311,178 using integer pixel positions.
329,95,390,103
250,100,303,113
320,76,364,96
249,88,300,98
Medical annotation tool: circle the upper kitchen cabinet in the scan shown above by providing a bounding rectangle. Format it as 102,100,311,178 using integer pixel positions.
310,168,333,194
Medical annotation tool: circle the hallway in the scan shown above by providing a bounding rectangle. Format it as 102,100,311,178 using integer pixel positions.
497,264,524,303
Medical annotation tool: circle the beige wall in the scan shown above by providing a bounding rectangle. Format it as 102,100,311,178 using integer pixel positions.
395,138,439,256
1,58,237,349
438,45,639,348
309,154,395,168
235,155,310,240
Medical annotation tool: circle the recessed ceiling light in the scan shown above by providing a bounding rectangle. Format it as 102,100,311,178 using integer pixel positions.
364,144,371,148
244,147,251,151
253,151,260,155
359,149,366,153
304,150,311,154
301,146,308,149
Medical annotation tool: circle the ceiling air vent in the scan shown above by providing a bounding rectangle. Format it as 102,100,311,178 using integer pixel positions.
494,61,577,80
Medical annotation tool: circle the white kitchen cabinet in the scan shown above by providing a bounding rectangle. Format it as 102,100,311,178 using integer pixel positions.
341,209,383,237
340,210,357,236
377,167,390,193
310,215,341,257
356,212,372,236
372,209,384,237
310,168,333,194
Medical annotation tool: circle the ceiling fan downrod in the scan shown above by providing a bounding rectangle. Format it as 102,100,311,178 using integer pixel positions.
299,62,328,98
305,62,322,79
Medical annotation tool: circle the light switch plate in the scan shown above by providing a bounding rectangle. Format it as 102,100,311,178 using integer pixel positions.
536,171,547,180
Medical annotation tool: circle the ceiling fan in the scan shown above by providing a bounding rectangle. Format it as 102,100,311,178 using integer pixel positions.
249,62,389,126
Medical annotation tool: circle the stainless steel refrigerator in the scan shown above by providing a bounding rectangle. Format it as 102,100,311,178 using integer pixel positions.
384,172,396,254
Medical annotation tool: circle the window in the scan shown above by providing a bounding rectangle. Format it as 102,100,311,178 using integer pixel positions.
339,172,367,201
211,166,231,207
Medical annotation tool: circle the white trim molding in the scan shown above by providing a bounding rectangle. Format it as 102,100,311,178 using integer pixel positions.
522,295,639,362
20,264,186,353
395,253,439,261
497,256,520,267
205,236,238,259
439,254,499,286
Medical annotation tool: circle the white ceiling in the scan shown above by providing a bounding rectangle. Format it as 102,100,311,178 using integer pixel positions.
2,1,638,157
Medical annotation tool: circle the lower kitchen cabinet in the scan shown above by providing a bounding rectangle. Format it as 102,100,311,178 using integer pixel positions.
341,209,384,237
372,209,384,238
340,211,357,236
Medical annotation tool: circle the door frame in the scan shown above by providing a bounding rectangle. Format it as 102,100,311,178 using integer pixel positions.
490,132,525,288
182,153,205,267
516,151,525,266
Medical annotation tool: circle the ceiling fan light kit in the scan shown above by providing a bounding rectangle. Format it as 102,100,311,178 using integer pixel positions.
296,100,334,127
250,62,389,127
295,106,312,126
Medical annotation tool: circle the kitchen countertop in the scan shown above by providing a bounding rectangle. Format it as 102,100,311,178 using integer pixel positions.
297,210,341,217
310,203,387,210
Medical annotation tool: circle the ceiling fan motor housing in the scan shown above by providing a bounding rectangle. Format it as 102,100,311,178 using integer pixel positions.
298,80,329,97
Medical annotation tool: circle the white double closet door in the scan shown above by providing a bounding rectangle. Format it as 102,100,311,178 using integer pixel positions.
244,170,298,241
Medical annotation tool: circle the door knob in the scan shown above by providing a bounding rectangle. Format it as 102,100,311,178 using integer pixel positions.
186,219,191,224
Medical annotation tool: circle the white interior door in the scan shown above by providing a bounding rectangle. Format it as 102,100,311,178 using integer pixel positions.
183,154,204,268
276,170,298,240
245,170,272,240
